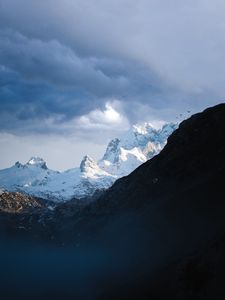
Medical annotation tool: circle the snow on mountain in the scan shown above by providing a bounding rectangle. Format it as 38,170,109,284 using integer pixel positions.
80,155,110,178
0,122,177,201
99,122,178,176
26,156,48,169
0,156,115,201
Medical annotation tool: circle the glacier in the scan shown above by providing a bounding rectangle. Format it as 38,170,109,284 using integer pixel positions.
0,122,177,201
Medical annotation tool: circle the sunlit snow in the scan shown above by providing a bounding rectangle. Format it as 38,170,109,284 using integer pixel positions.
0,122,177,201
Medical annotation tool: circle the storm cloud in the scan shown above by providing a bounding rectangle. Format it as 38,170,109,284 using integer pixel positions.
0,0,224,168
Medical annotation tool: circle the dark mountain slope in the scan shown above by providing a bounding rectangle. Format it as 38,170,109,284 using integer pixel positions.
77,103,225,299
64,103,225,272
93,103,225,211
6,104,225,249
67,104,225,238
1,104,225,300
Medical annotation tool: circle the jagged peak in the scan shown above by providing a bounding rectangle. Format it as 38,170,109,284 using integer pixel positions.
102,138,121,162
108,138,120,146
26,157,48,169
132,122,155,134
98,121,178,175
161,122,178,132
80,155,97,173
15,161,23,168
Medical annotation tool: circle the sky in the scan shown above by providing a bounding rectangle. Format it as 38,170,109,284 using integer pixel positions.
0,0,224,170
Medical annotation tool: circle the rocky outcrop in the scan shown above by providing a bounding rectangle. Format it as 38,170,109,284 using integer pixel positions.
0,190,44,213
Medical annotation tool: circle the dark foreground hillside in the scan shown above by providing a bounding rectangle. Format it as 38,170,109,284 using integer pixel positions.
76,102,225,299
0,103,225,299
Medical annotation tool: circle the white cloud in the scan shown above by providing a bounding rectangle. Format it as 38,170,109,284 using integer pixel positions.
0,102,130,170
75,101,130,130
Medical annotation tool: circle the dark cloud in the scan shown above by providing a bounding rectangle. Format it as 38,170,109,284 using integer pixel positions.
0,30,132,93
0,0,225,169
0,28,167,133
0,0,224,137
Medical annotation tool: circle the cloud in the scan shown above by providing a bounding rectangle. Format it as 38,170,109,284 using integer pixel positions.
1,0,225,97
0,29,165,135
0,0,225,168
76,101,130,130
0,29,131,95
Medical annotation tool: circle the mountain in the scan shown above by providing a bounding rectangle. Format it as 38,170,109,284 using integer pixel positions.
75,103,225,299
0,156,114,201
1,104,225,299
0,122,177,201
99,122,177,176
4,104,225,247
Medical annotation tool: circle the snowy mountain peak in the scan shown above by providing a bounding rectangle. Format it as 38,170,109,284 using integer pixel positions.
80,155,97,173
0,121,178,201
99,121,178,176
102,138,120,163
161,123,178,135
26,157,48,169
132,122,154,134
15,161,23,168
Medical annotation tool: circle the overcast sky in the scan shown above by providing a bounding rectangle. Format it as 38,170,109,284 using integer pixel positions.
0,0,224,170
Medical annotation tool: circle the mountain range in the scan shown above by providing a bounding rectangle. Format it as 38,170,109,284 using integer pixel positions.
1,104,225,300
0,122,177,201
